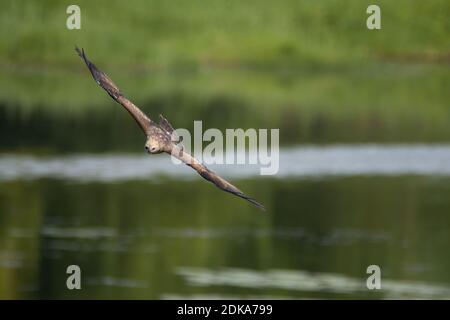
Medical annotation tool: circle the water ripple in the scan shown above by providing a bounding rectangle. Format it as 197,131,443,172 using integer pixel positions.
176,267,450,299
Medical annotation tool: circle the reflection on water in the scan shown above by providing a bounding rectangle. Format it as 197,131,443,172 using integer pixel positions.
85,277,149,289
0,167,449,298
2,145,450,181
175,267,450,299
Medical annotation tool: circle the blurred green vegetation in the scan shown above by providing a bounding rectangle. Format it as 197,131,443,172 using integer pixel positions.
0,0,449,148
1,0,449,66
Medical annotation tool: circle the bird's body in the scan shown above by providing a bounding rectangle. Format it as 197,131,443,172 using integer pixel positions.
75,47,265,210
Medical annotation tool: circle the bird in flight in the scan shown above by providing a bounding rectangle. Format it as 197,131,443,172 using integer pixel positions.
75,48,265,210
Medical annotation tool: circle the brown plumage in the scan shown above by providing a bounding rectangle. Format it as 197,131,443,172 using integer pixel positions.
75,47,265,211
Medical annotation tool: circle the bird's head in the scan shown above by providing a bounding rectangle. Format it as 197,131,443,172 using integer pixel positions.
145,137,164,154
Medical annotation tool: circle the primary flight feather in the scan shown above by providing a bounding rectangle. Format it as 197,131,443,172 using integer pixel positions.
75,47,265,211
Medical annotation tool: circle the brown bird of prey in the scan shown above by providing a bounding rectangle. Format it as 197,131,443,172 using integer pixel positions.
75,48,265,210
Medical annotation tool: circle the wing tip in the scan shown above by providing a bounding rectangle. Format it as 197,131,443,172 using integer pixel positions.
75,46,89,66
74,47,115,95
238,193,266,211
74,46,83,58
247,198,266,212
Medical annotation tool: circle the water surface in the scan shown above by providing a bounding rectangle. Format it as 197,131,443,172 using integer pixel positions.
1,145,449,299
2,144,450,181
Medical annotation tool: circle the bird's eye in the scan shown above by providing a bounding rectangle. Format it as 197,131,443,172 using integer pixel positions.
145,146,149,151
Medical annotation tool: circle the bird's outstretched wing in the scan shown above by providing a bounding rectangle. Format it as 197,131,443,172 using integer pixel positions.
76,47,265,211
75,47,154,135
170,146,266,211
